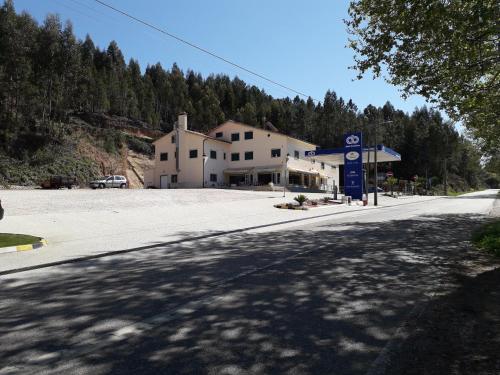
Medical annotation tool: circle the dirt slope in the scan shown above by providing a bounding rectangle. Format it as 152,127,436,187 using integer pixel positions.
126,150,154,189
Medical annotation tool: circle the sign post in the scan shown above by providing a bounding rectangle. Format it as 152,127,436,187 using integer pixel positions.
343,132,363,200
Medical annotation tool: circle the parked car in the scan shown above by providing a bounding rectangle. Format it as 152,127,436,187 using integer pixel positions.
89,175,128,189
40,175,77,189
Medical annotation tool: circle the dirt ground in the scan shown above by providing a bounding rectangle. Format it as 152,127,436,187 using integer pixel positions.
381,211,500,375
382,265,500,375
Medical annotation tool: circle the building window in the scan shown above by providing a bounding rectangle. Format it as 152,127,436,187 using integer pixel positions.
210,150,217,159
231,153,240,161
171,175,177,183
271,148,281,158
215,132,223,138
189,149,198,158
272,173,281,184
210,174,217,182
294,150,299,159
171,135,176,144
321,162,325,169
223,152,226,160
160,152,168,161
231,133,240,142
244,131,253,140
244,151,253,160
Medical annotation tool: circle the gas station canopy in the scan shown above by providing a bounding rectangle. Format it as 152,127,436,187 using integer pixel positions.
304,145,401,165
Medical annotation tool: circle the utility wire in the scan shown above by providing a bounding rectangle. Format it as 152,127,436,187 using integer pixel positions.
93,0,319,102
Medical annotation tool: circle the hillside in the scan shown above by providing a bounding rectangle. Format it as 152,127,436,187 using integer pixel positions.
0,113,154,188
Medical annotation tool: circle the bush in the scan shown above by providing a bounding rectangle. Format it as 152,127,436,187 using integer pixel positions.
472,220,500,257
294,194,307,206
127,136,153,155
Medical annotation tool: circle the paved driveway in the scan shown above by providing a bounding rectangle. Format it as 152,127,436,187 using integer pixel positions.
0,190,497,374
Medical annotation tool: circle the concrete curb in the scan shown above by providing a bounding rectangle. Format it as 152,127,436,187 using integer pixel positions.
0,239,47,255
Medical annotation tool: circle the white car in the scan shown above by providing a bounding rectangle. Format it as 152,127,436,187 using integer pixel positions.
90,175,128,189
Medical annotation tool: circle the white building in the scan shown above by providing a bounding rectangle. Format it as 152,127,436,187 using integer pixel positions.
144,113,339,191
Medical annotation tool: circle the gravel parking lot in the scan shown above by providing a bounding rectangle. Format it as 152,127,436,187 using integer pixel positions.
1,188,288,216
0,188,436,272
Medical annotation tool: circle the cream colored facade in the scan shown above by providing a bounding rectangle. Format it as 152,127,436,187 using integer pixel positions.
144,114,339,191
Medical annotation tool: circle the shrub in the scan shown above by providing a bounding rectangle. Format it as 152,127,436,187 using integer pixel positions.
472,220,500,257
294,194,307,206
127,136,153,155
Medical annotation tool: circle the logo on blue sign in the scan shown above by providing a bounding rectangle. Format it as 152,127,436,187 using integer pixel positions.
344,132,363,200
345,135,360,145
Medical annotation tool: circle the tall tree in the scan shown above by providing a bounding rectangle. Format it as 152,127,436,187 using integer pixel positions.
346,0,500,153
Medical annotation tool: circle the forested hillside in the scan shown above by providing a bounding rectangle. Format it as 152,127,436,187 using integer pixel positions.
0,0,494,189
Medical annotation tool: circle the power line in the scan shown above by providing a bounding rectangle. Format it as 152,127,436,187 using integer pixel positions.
93,0,319,102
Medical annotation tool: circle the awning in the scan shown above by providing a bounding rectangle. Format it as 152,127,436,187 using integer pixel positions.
224,165,282,174
254,165,283,173
224,168,250,174
288,167,320,174
305,145,401,165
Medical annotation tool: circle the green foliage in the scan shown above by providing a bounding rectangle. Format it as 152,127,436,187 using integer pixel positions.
346,0,499,154
472,220,500,257
385,176,398,195
483,153,500,188
126,135,153,155
102,130,123,155
0,233,41,248
294,194,307,206
0,142,100,186
385,176,397,186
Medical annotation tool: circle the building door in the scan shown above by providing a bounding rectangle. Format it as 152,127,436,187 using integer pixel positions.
258,173,272,185
160,175,169,189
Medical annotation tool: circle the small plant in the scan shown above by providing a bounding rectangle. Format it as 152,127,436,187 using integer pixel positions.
294,194,307,206
322,197,330,203
385,176,398,196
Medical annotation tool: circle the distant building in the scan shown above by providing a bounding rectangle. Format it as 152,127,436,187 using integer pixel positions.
144,113,339,191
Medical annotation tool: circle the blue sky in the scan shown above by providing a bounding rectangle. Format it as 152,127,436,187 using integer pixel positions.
13,0,432,115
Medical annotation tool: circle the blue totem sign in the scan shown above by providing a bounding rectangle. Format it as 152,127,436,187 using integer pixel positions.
344,132,363,200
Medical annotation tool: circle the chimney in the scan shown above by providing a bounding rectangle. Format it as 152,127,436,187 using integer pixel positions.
178,112,188,131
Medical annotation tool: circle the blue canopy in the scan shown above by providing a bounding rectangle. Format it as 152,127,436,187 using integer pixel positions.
304,145,401,165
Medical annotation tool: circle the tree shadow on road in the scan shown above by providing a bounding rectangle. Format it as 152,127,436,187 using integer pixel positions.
0,213,497,375
381,267,500,375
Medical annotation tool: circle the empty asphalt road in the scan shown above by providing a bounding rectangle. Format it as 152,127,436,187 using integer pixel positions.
0,190,498,375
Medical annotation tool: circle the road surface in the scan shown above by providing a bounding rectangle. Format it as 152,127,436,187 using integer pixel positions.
0,190,497,375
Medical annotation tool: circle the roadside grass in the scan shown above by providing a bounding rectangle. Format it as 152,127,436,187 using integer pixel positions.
472,220,500,257
446,189,478,196
0,233,41,248
447,191,466,197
